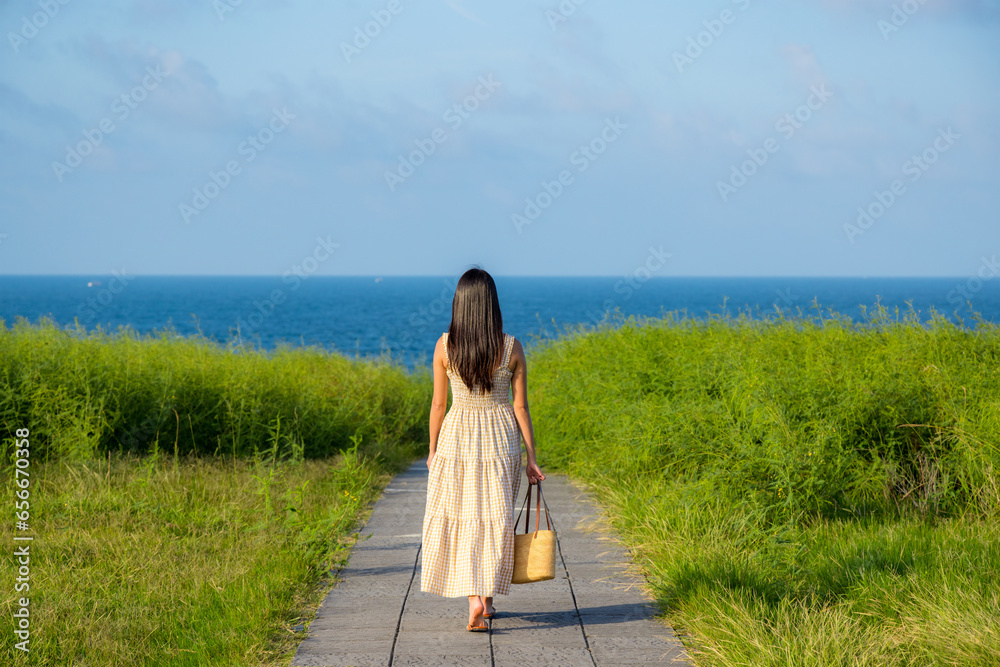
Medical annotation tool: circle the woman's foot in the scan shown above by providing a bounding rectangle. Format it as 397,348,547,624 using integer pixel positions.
467,596,487,631
480,596,495,619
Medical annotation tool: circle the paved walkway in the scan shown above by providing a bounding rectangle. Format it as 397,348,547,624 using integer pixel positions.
291,461,692,666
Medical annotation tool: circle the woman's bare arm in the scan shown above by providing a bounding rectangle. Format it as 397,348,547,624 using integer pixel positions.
510,338,545,483
427,336,448,466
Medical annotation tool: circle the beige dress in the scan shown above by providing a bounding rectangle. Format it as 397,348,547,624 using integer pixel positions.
420,331,522,597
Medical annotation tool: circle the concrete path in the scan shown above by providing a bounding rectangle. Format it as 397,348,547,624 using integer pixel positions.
291,461,692,666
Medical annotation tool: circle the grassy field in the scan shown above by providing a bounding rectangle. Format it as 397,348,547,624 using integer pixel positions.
3,307,1000,665
1,446,411,665
527,304,1000,666
0,317,428,462
0,318,427,665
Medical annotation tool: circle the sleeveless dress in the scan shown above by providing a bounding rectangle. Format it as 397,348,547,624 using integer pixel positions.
420,331,523,597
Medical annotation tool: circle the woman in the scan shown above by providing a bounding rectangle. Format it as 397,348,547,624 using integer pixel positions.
420,267,545,632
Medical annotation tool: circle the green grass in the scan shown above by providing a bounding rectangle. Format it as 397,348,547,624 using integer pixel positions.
1,445,410,665
0,317,429,462
0,318,428,665
528,304,1000,666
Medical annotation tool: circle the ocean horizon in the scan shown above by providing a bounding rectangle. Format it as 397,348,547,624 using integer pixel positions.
2,275,997,371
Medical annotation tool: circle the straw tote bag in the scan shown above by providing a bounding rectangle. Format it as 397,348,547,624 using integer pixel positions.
511,481,556,584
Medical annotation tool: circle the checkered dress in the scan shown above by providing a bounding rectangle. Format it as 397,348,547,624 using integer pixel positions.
420,331,522,597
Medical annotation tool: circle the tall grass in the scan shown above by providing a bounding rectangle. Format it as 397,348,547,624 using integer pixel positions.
0,317,429,463
528,304,1000,666
0,443,404,665
0,318,430,665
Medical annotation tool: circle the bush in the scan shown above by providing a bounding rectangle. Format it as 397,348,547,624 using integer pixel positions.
529,304,1000,531
0,317,429,463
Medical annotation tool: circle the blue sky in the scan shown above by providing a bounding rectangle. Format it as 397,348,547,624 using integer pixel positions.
0,0,997,277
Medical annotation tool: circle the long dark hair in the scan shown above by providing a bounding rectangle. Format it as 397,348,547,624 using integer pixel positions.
447,267,504,393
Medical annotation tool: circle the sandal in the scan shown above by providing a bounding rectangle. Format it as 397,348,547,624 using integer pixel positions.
483,608,497,620
467,621,489,632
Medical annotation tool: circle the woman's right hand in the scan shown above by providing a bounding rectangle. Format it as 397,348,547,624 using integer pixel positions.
526,461,545,485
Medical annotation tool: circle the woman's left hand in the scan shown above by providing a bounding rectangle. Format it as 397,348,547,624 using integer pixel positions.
526,461,545,485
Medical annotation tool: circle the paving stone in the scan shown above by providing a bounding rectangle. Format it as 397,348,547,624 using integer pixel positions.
582,617,667,637
394,632,491,644
307,602,397,627
398,605,469,632
493,645,595,666
306,614,398,634
575,594,658,611
293,638,395,666
392,631,492,664
393,655,490,667
292,652,386,667
588,635,691,665
491,630,585,646
319,582,412,600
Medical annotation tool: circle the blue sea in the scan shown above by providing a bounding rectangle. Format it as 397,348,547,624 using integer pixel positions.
1,276,997,371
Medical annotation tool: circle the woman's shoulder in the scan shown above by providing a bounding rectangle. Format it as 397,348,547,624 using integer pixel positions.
504,333,523,369
437,333,449,366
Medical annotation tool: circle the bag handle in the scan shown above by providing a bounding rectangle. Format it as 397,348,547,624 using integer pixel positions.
514,481,553,536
